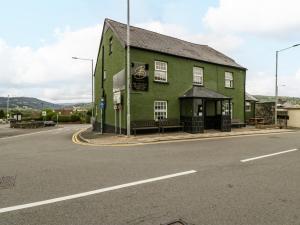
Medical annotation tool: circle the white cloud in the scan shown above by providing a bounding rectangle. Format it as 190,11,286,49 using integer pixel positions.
247,69,300,97
203,0,300,37
0,25,102,102
136,21,243,54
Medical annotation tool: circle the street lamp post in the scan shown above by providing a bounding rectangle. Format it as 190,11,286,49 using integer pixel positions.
126,0,131,136
72,57,94,122
275,44,300,125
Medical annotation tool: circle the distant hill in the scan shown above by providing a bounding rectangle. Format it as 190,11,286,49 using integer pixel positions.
0,97,62,110
254,95,300,105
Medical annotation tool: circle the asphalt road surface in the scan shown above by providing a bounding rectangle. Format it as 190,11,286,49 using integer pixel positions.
0,125,299,225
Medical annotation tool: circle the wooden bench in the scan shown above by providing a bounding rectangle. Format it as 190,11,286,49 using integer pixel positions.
159,119,184,133
248,117,265,126
231,119,246,128
131,120,159,135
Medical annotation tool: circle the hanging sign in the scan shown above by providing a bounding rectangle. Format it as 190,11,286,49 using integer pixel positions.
131,63,149,91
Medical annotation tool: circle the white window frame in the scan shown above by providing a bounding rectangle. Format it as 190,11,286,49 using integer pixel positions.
225,72,234,88
245,102,251,112
154,61,168,82
154,101,167,121
193,67,204,85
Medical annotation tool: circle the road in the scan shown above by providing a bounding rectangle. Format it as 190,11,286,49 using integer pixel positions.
0,124,299,225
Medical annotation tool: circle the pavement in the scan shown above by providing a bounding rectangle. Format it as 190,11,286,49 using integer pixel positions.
77,126,295,146
0,124,299,225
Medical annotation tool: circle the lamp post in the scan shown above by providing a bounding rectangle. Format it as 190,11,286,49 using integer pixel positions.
126,0,131,136
72,57,94,121
275,44,300,125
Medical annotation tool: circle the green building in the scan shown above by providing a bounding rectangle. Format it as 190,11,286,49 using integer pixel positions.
94,19,247,134
245,93,258,123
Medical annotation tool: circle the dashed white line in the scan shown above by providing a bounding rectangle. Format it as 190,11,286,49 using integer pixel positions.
241,148,298,162
0,170,197,214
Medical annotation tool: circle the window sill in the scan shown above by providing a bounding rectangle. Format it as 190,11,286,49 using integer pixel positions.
193,84,204,87
153,80,169,84
225,87,234,89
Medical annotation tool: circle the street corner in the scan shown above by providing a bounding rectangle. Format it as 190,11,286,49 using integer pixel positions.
71,126,296,148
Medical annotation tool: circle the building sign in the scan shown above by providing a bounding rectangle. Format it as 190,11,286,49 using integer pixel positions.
113,91,121,105
131,63,149,91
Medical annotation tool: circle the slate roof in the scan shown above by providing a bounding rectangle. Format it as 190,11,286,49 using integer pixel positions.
245,93,259,102
105,19,246,70
180,86,231,99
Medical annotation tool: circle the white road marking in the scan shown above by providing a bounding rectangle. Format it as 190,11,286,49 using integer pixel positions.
0,128,64,140
241,148,298,163
0,170,197,214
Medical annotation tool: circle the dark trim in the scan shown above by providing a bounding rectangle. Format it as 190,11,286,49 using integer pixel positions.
153,81,169,84
179,97,232,100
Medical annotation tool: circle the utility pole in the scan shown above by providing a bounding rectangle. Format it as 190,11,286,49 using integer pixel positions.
6,95,9,121
126,0,131,136
275,51,278,125
274,44,300,125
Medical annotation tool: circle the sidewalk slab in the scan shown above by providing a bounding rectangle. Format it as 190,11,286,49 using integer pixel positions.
78,127,295,146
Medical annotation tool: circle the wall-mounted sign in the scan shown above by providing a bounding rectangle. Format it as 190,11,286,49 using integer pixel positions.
131,63,149,91
113,91,121,105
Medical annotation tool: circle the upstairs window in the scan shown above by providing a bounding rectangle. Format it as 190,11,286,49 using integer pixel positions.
225,72,233,88
154,101,167,121
193,67,203,85
154,61,167,82
109,37,113,55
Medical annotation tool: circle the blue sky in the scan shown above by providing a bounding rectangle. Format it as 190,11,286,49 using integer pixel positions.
0,0,300,102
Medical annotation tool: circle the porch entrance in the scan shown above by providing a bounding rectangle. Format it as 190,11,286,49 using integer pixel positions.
204,100,222,130
180,86,232,133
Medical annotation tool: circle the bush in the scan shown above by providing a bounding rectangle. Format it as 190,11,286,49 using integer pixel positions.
70,114,80,122
50,114,81,123
0,109,5,119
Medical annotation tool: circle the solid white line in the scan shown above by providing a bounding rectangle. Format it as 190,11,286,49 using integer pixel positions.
241,149,298,163
0,128,64,140
0,170,196,214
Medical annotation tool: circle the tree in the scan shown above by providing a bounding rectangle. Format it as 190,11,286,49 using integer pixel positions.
0,109,5,118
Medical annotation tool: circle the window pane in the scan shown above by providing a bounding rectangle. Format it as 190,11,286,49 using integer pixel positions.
154,101,167,120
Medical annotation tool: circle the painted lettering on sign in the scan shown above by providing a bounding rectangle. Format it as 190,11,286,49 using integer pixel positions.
131,63,149,91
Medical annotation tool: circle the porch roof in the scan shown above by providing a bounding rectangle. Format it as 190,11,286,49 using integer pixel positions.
180,86,231,100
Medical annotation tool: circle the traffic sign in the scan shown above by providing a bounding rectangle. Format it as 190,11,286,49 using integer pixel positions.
100,99,105,109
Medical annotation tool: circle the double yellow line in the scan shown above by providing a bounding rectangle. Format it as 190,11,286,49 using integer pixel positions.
72,128,94,146
72,128,295,148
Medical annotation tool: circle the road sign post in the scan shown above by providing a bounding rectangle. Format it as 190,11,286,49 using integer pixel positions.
100,98,105,134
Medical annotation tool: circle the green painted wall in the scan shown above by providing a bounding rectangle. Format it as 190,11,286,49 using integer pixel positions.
245,101,256,122
130,48,246,123
94,27,126,128
95,28,246,130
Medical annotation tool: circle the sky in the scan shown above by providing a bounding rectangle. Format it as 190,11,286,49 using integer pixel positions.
0,0,300,103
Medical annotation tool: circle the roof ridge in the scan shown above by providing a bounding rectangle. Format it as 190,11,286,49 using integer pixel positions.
104,18,246,70
105,18,209,48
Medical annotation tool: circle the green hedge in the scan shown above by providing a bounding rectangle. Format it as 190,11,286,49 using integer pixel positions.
51,114,81,123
